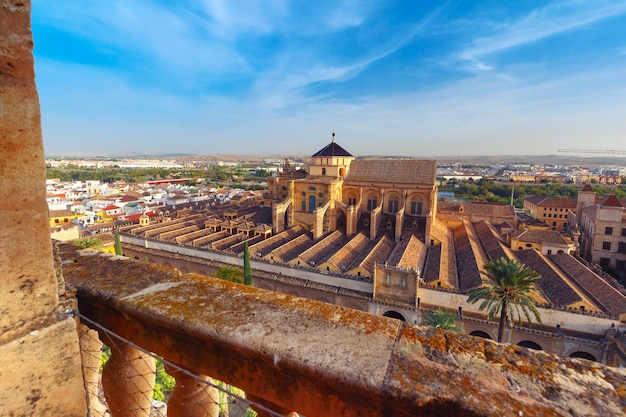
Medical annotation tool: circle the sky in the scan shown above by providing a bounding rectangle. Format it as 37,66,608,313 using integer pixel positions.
32,0,626,157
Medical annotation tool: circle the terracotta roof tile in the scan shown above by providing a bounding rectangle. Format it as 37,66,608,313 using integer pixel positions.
345,159,436,185
473,220,508,261
515,250,581,306
551,253,626,317
453,224,482,292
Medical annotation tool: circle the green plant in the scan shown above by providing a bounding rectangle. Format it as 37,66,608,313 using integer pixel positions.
114,231,123,255
243,241,252,286
467,257,541,342
75,237,102,249
422,309,462,332
215,266,243,284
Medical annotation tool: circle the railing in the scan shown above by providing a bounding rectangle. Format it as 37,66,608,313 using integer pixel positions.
61,244,626,417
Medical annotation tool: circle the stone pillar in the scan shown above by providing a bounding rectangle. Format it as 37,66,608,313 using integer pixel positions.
102,343,156,417
78,324,108,417
166,367,219,417
0,1,87,416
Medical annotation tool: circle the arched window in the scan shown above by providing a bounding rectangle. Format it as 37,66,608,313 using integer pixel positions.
308,195,316,211
388,198,399,213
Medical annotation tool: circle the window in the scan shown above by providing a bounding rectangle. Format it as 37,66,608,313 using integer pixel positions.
322,168,326,176
301,201,306,211
552,222,556,226
388,198,399,213
547,249,552,255
617,260,626,271
308,195,316,211
618,242,626,254
605,226,613,235
367,198,377,211
622,228,626,237
348,197,356,205
602,241,611,251
600,258,610,267
410,201,423,215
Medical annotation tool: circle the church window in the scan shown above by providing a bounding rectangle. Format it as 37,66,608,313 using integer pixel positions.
348,197,356,205
388,198,399,213
367,198,377,211
309,186,316,191
410,201,423,215
308,195,316,211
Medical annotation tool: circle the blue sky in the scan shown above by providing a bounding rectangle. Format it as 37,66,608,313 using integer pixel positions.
32,1,626,157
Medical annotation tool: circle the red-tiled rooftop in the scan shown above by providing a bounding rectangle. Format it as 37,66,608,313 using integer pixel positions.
551,253,626,317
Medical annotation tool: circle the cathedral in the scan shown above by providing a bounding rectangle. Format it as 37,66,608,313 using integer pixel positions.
267,133,438,243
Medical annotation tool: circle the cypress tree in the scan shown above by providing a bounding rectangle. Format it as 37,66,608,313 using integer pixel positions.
114,231,123,256
243,240,252,286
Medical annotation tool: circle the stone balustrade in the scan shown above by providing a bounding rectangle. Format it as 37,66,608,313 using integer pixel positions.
60,244,626,417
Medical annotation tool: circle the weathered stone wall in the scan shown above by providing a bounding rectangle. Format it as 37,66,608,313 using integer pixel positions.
0,2,87,415
63,245,626,417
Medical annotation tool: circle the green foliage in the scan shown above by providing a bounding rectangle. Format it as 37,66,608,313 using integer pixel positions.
216,266,243,284
75,237,102,249
438,181,626,208
153,359,175,402
243,241,252,286
422,309,462,333
466,257,541,342
114,231,123,256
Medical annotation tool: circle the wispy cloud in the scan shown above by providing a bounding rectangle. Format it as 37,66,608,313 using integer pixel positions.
459,1,626,61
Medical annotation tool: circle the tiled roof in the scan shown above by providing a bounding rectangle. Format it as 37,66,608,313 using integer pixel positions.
102,204,120,211
473,220,508,261
524,195,545,205
227,235,264,255
453,224,482,292
249,226,306,256
352,235,394,276
599,194,624,208
551,253,626,317
386,235,425,270
49,209,74,217
270,234,315,263
193,230,229,247
298,230,350,265
514,229,571,246
311,141,353,157
437,201,515,218
323,232,370,271
212,232,247,251
514,249,581,306
581,183,594,192
345,159,436,185
430,221,456,287
422,244,441,283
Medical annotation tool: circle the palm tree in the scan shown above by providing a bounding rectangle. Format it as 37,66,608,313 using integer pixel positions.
466,257,541,343
422,309,462,333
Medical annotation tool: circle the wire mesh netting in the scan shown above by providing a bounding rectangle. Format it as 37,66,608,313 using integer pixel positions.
77,312,294,417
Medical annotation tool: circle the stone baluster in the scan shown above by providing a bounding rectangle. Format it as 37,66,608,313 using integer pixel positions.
78,323,109,417
166,367,219,417
102,342,156,417
246,394,299,417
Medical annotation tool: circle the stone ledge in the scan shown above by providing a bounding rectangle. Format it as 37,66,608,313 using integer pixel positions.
61,244,626,416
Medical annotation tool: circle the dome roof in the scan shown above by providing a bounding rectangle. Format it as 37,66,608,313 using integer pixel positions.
312,133,353,157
